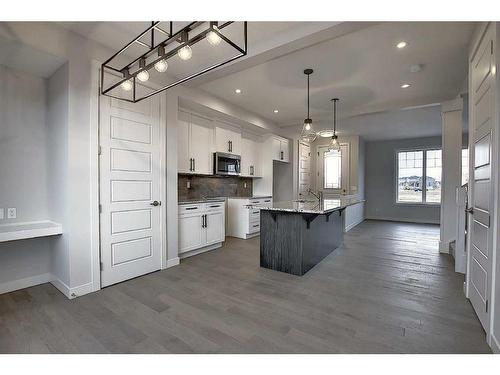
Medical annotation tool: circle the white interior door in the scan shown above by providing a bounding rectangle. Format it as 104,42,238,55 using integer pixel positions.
99,94,162,287
298,141,311,197
467,31,494,331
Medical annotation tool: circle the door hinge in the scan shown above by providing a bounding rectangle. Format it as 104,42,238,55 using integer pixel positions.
99,204,102,214
100,262,104,271
98,145,102,155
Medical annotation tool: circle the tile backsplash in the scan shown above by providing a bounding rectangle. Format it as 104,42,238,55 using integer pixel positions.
178,174,253,201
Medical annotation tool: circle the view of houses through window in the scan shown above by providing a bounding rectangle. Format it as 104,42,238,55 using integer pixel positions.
397,149,442,204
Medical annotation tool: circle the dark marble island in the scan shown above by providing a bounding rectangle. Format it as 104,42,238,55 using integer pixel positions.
250,197,364,276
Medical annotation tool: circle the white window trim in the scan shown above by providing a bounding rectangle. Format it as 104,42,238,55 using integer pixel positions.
316,143,350,194
394,147,442,206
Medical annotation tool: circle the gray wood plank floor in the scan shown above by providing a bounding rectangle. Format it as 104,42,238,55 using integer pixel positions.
0,220,491,353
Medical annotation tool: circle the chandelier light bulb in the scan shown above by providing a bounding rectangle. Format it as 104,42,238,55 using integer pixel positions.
137,70,150,82
120,79,133,91
178,45,193,60
207,26,222,46
305,123,311,131
154,59,168,73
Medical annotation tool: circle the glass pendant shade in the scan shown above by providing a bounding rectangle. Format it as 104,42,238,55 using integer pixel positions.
300,69,316,142
328,135,340,152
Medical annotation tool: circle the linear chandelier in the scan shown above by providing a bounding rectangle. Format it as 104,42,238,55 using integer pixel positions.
101,21,248,103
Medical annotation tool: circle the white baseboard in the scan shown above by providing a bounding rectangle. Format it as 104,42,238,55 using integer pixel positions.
491,333,500,354
0,273,52,295
365,215,440,225
50,277,93,299
179,243,222,260
439,240,450,254
166,257,180,268
345,218,365,232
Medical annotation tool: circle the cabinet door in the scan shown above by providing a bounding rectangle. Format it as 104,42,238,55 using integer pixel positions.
241,138,252,176
190,123,211,174
272,137,281,161
205,211,225,245
215,127,231,153
179,213,204,253
228,129,242,155
177,119,190,172
252,140,262,176
280,139,289,162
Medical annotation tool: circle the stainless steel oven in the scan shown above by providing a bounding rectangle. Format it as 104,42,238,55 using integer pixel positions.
214,152,241,176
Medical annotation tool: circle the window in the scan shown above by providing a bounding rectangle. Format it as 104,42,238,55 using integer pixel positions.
462,148,469,185
397,149,442,204
323,149,341,189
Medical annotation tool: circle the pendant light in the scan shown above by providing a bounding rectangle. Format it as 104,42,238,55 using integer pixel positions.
328,98,341,152
300,68,317,142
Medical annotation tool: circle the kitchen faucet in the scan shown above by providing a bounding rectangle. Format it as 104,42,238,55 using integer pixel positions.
307,188,323,202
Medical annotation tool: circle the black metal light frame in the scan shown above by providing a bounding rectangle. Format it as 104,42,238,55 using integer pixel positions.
101,21,248,103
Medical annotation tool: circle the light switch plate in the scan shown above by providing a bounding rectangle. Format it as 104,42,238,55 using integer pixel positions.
7,207,16,219
0,208,4,220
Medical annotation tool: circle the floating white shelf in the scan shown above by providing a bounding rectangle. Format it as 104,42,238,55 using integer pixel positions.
0,220,63,243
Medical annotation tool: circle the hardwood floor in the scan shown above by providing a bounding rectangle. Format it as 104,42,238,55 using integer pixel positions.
0,220,491,353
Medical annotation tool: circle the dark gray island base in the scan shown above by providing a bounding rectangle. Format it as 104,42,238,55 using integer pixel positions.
254,198,364,276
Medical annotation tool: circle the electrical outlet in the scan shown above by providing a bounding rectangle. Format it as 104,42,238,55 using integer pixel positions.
244,182,247,188
186,181,191,189
7,207,16,219
0,208,4,220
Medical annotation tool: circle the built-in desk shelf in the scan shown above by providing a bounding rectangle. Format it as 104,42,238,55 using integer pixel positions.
0,220,63,243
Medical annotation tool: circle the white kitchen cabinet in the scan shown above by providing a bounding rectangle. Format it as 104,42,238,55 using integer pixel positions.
178,112,212,175
227,196,272,239
271,136,289,163
178,201,226,257
215,126,241,155
241,138,262,177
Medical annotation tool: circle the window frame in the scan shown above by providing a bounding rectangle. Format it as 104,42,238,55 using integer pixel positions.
316,143,350,194
395,147,442,206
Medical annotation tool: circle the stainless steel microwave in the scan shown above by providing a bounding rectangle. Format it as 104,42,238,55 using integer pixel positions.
213,152,241,176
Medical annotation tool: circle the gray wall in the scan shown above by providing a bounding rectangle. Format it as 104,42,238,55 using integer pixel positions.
0,65,52,290
365,136,442,224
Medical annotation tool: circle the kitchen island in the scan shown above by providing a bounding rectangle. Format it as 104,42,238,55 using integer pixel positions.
250,197,364,276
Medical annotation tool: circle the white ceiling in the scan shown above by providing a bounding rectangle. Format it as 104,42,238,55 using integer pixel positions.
198,22,475,136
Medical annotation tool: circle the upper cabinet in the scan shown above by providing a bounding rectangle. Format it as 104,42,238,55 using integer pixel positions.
271,136,290,163
215,126,241,155
177,112,212,175
241,137,262,177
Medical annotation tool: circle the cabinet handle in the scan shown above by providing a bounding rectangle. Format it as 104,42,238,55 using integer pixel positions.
253,224,259,228
189,158,193,171
185,207,198,210
193,158,195,171
209,205,221,208
150,201,161,206
280,151,284,160
250,165,254,175
205,214,208,228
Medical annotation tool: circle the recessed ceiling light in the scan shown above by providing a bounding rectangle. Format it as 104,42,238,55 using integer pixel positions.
273,109,279,113
396,41,408,49
401,83,411,89
235,89,242,94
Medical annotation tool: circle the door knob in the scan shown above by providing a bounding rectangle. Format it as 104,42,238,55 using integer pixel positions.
150,201,161,207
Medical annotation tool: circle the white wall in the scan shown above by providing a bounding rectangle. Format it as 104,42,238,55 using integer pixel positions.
440,98,464,253
47,63,70,287
0,65,53,291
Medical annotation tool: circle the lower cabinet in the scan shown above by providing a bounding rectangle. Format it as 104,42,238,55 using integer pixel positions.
227,196,272,239
178,201,225,257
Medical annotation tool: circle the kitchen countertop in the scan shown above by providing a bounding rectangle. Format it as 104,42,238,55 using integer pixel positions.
178,197,226,205
248,197,364,214
227,196,272,200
